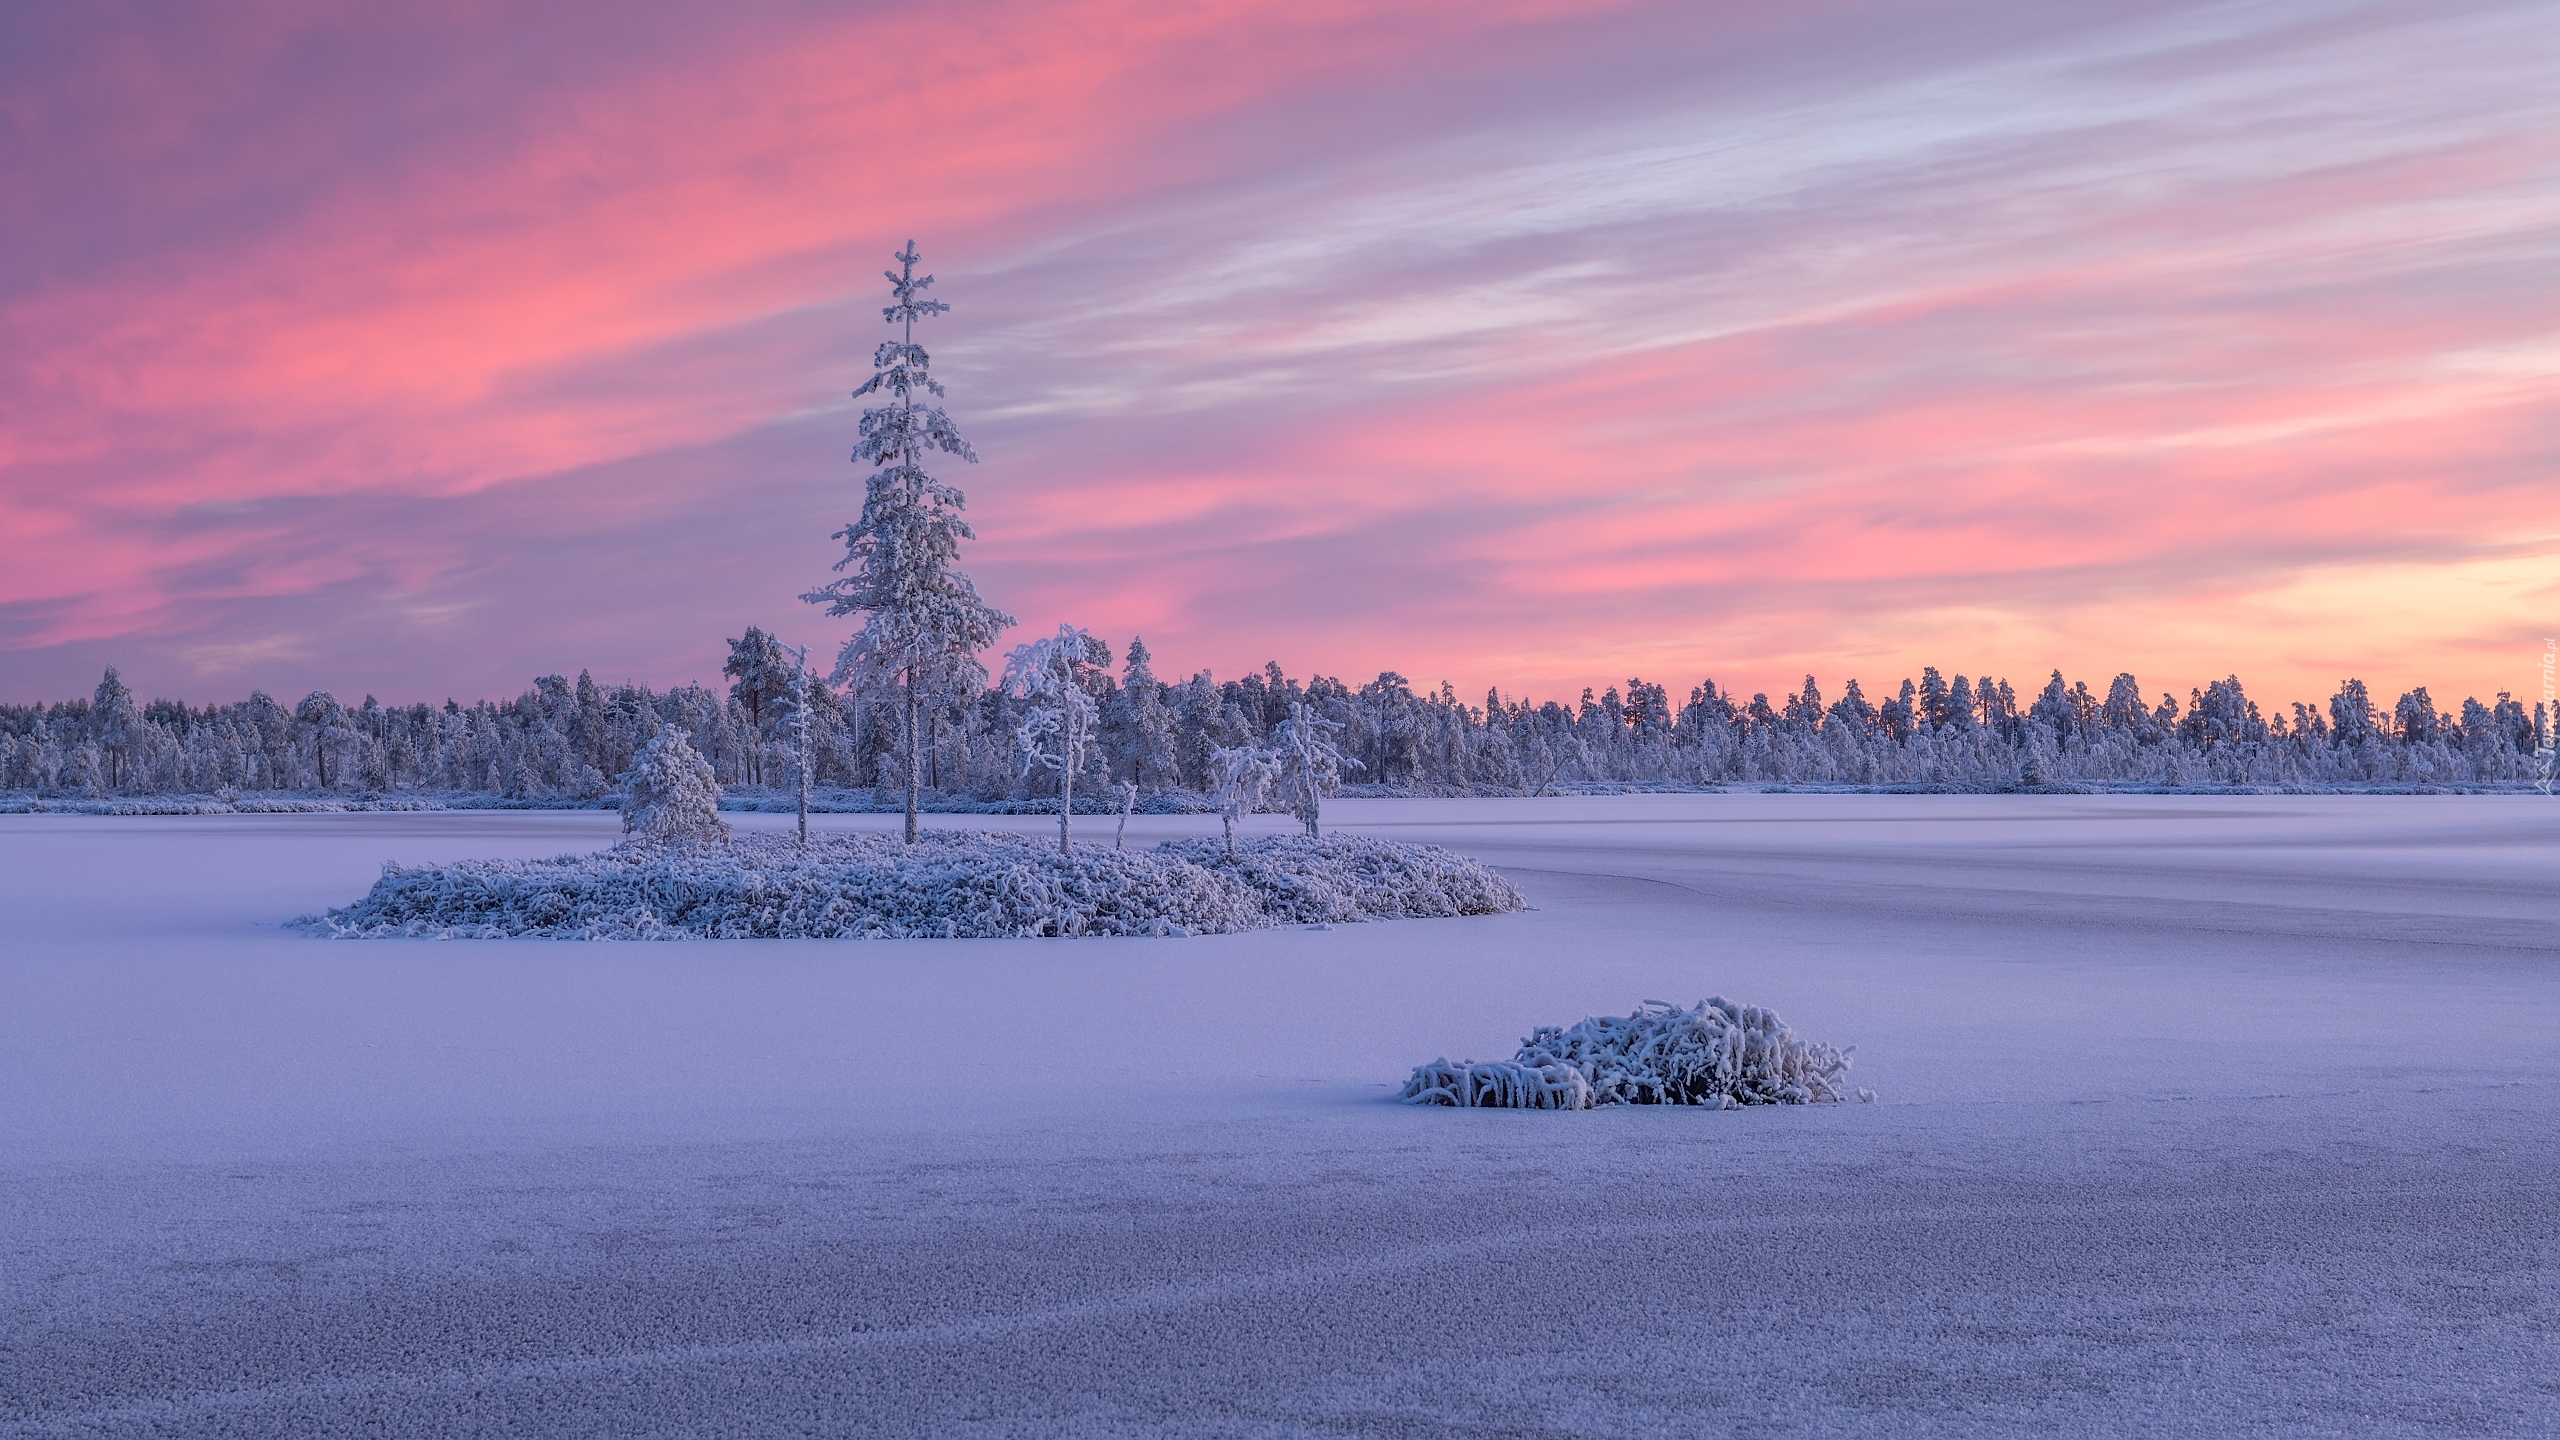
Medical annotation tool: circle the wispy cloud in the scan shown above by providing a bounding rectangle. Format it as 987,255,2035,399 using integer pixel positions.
2,0,2553,707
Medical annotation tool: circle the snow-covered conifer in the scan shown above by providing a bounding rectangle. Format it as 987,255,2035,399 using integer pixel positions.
1783,676,1825,730
2029,670,2078,738
1919,667,1953,731
90,667,141,790
723,627,792,784
1004,624,1112,856
1106,636,1179,789
2329,678,2376,746
621,725,729,848
2393,686,2439,744
1826,678,1878,736
803,242,1013,843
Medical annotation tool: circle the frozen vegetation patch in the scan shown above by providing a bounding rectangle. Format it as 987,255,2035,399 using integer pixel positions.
1402,998,1871,1110
1159,834,1527,925
300,832,1524,940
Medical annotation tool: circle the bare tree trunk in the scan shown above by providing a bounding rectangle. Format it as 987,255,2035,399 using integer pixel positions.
1115,780,1136,849
903,670,921,845
793,649,812,848
1058,748,1073,857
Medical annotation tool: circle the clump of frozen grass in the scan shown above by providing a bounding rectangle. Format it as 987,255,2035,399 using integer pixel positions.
1402,998,1871,1109
302,831,1524,940
1158,834,1525,924
621,726,729,848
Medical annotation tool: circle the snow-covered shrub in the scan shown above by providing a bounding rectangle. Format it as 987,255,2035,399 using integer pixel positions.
1159,833,1526,924
621,725,729,847
1400,1060,1593,1110
301,830,1526,940
1207,743,1278,856
1402,998,1870,1109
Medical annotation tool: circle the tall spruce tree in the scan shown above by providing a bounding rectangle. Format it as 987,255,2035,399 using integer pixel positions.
804,242,1013,842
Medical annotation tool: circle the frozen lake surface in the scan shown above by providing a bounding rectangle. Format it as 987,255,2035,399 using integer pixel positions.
3,795,2555,1438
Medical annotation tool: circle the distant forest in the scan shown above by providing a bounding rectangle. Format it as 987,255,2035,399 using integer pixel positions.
4,634,2551,804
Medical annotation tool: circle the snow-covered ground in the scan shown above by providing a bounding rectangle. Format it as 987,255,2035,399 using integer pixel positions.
3,795,2554,1438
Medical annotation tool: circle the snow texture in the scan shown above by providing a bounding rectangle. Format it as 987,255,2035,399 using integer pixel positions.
8,795,2557,1439
301,831,1525,940
1403,998,1868,1109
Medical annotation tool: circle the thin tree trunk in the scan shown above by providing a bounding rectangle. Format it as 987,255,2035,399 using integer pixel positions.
904,671,921,845
1058,742,1073,857
794,659,811,848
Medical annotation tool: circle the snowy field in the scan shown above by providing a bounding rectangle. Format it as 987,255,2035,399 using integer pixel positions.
3,795,2554,1438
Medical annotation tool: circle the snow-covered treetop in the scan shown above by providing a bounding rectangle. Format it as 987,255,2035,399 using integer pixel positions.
803,240,1012,699
876,240,949,330
1208,744,1279,847
1005,625,1109,775
1003,624,1113,703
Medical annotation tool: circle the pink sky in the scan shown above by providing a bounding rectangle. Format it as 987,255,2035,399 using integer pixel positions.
4,0,2555,712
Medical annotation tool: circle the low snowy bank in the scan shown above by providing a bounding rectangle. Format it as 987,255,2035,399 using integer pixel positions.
299,831,1526,940
0,786,1225,817
7,780,2539,817
1403,998,1870,1109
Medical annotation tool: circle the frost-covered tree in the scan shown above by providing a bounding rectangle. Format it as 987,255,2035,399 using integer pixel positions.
295,691,355,790
1005,624,1112,856
1209,743,1279,857
90,667,140,790
803,241,1013,843
786,644,816,845
1273,701,1355,837
1105,636,1179,788
723,627,792,784
2329,678,2377,746
2394,686,2439,744
622,725,729,848
1827,678,1878,736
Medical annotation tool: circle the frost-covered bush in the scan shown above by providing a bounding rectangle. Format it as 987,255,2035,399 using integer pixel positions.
1402,998,1870,1109
622,725,729,847
1160,833,1526,924
302,830,1525,940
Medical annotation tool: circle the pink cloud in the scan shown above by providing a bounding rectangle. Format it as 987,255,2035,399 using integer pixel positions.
2,0,2554,716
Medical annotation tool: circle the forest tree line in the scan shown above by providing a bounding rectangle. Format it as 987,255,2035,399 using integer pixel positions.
3,633,2550,800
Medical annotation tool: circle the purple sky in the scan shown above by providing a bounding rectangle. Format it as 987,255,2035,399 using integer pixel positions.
4,0,2555,710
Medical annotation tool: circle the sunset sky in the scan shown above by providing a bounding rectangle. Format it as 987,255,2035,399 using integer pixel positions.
5,0,2554,712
